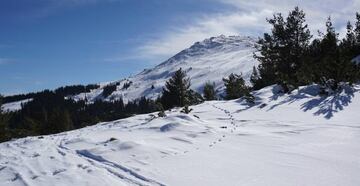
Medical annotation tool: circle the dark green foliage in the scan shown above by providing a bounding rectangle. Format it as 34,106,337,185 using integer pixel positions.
47,109,74,133
203,82,217,100
255,8,360,92
339,21,360,85
0,112,12,142
102,84,117,98
55,84,100,97
0,89,161,142
160,68,204,110
254,7,312,92
3,92,39,104
301,17,359,91
122,81,132,90
244,94,256,104
180,105,193,114
158,110,166,117
355,13,360,45
223,73,250,100
187,90,204,105
339,15,360,82
250,66,263,90
161,68,191,109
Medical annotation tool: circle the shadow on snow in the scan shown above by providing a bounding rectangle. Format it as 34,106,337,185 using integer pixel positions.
267,85,357,119
234,84,358,119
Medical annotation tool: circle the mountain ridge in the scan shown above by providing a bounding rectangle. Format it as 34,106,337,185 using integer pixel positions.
72,35,258,103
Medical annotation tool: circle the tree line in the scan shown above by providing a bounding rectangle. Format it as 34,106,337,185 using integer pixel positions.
0,90,160,142
251,7,360,93
0,67,235,142
2,84,100,104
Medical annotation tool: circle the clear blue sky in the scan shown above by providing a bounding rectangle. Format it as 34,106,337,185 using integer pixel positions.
0,0,358,95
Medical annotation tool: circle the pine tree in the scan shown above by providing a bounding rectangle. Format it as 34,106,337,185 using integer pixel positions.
223,73,250,100
161,68,191,109
312,17,359,90
340,20,360,84
187,90,204,105
254,16,284,88
317,17,340,90
250,66,263,90
352,13,360,61
203,82,216,100
341,22,357,58
0,113,11,142
354,13,360,79
355,13,360,45
298,38,322,84
254,7,311,92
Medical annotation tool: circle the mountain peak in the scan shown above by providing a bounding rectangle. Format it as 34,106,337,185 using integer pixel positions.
158,35,257,67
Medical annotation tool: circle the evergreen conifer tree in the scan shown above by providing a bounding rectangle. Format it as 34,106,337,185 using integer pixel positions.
223,73,250,100
313,17,358,90
250,66,263,90
203,82,216,100
255,7,311,92
355,13,360,45
161,68,191,109
317,17,341,90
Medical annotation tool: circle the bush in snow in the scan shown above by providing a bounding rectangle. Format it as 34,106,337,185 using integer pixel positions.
180,105,193,114
203,82,217,100
158,110,166,117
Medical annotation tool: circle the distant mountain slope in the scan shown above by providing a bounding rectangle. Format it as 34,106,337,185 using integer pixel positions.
72,35,258,103
1,99,32,112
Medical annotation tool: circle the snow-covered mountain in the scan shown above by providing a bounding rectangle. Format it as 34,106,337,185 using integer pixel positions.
1,84,359,186
1,34,360,185
72,35,258,103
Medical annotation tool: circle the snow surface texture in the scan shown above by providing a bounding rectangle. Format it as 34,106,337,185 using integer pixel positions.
1,99,32,112
72,35,258,103
1,84,360,186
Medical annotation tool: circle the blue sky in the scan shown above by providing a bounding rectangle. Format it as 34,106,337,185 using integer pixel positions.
1,0,359,95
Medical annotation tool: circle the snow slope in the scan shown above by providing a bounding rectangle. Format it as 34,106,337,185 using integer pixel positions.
72,35,258,103
1,99,32,112
1,84,360,186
